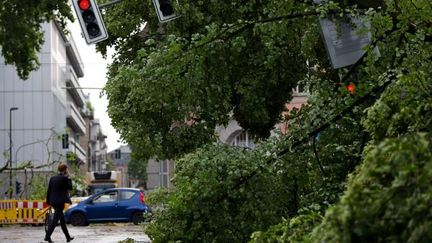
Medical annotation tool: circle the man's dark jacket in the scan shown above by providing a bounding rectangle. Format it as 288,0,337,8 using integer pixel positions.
46,173,72,206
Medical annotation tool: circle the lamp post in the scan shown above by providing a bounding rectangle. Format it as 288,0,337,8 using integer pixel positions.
9,107,18,199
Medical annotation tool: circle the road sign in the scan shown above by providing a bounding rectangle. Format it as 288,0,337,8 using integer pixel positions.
319,17,380,69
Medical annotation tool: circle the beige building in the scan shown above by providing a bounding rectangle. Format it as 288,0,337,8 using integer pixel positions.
146,159,175,190
108,145,175,191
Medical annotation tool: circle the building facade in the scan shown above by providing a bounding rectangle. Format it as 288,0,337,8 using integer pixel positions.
88,119,108,172
0,21,90,197
109,145,132,188
107,145,175,191
146,158,174,190
217,86,308,147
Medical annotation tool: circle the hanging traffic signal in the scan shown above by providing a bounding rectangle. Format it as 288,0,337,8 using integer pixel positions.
72,0,108,44
15,181,22,194
62,134,69,149
152,0,178,23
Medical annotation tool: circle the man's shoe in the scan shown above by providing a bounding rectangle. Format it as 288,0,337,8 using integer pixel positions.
44,237,54,243
67,236,75,242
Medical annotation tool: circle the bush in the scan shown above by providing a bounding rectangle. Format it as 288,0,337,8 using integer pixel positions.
251,211,323,243
144,144,299,242
311,133,432,242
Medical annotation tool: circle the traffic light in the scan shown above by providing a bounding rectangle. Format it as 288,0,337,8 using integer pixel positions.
62,134,69,149
72,0,108,44
152,0,178,23
15,181,22,194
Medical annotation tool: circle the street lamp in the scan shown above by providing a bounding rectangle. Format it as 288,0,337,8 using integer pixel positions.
9,107,18,199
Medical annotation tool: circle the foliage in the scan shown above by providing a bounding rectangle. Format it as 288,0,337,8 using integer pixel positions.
311,133,432,242
69,163,86,196
0,0,73,80
26,162,85,199
102,0,314,159
144,144,292,242
128,149,149,188
144,187,172,222
66,152,78,162
29,174,49,200
251,211,323,243
145,187,172,208
2,0,431,242
144,124,360,242
101,0,423,241
308,29,432,241
118,238,137,243
85,101,95,115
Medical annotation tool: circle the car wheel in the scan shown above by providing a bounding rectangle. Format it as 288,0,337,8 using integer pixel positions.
70,212,87,226
131,212,144,225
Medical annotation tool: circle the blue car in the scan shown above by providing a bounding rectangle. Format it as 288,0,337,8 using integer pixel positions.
65,188,150,226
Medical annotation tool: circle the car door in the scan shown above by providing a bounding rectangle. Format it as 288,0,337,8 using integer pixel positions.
86,190,121,221
116,190,138,220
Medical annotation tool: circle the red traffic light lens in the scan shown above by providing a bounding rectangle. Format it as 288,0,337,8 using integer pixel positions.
346,82,356,95
79,0,90,10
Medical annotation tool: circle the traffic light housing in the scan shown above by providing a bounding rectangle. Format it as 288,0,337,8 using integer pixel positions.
62,134,69,149
72,0,108,44
15,181,22,194
152,0,178,23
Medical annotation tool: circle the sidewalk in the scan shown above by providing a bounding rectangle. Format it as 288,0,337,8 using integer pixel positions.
0,223,151,243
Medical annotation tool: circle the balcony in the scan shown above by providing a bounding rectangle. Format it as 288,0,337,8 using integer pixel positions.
68,139,87,164
65,34,84,78
65,66,85,108
67,102,86,135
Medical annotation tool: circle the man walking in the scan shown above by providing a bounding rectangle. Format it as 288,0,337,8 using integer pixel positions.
45,163,75,242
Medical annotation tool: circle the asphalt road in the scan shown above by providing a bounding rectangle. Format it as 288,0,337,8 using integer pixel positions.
0,223,151,243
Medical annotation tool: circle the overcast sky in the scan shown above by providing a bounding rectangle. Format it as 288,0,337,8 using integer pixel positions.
69,20,125,152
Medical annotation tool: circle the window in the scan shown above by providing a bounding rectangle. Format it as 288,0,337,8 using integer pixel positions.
231,131,255,149
293,84,308,96
120,191,135,200
159,160,169,187
93,191,118,203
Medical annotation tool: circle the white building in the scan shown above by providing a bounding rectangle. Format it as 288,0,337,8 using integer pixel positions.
89,119,108,172
0,21,88,196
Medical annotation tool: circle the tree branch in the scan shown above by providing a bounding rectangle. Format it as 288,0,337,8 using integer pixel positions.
195,10,322,49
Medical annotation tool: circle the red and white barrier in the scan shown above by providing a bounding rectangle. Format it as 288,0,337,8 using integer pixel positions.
0,200,48,224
